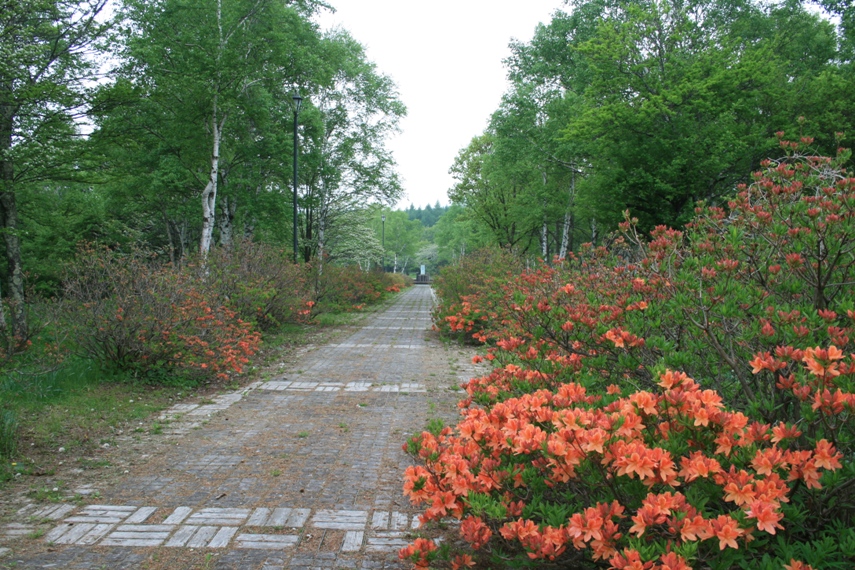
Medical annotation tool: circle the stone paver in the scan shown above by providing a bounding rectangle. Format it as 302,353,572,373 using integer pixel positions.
1,286,476,569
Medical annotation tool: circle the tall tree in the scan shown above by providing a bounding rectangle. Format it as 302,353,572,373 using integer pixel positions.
449,134,534,251
376,210,421,273
298,30,405,263
456,0,854,252
0,0,108,339
115,0,326,255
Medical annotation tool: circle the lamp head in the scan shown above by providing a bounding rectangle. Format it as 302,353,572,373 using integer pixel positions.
292,92,303,114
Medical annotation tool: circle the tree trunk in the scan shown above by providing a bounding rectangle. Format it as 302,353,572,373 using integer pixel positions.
0,89,25,340
541,214,548,259
200,97,224,255
163,206,176,265
217,194,236,247
559,169,576,260
541,173,548,259
302,203,313,263
317,213,325,276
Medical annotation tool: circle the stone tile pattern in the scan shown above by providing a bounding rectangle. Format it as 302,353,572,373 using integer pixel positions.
2,286,470,569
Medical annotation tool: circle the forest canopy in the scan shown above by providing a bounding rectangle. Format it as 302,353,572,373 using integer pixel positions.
446,0,855,259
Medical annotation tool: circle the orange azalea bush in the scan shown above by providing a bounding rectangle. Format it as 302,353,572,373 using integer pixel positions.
431,248,523,343
409,146,855,568
404,367,846,568
63,246,261,383
312,264,411,313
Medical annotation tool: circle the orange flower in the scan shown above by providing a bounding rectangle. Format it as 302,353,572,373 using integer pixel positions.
709,514,743,550
813,439,843,470
629,391,659,415
582,428,608,454
658,370,689,390
609,548,650,570
745,500,784,534
613,443,656,480
751,447,785,476
679,451,722,482
680,514,712,541
783,560,814,570
398,538,437,568
460,516,492,549
658,552,692,570
451,554,476,569
802,346,844,378
770,422,801,444
604,328,626,348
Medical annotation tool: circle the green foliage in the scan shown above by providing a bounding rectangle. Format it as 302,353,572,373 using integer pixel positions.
407,203,448,227
425,417,445,437
201,240,313,331
312,264,410,314
449,0,855,253
431,248,524,343
0,409,17,458
375,210,422,273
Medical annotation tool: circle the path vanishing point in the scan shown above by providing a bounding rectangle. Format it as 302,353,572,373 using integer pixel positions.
1,286,480,569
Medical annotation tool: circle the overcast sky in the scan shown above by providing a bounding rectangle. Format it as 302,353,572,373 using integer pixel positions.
316,1,564,210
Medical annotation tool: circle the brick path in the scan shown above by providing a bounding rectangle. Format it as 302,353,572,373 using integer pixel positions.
1,286,479,569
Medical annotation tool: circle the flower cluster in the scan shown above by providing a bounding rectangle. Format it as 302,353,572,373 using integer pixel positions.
411,147,855,568
403,367,844,568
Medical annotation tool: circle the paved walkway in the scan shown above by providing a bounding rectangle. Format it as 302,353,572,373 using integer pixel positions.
1,286,479,569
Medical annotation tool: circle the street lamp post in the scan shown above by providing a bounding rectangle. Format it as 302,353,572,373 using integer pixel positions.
381,214,386,272
292,92,303,264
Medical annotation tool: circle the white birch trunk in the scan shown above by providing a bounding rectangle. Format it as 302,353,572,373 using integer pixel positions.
199,106,221,255
559,212,572,259
200,0,226,256
558,169,576,260
317,214,325,275
217,194,236,247
541,213,548,259
541,172,548,259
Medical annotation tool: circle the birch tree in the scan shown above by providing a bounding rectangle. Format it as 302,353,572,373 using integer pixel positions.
117,0,325,255
298,30,405,263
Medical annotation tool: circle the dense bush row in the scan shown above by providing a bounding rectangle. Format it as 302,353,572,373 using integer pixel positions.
46,239,409,383
403,145,855,569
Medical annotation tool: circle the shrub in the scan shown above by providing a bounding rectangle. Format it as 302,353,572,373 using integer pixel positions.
405,366,851,569
198,239,313,331
403,145,855,569
312,264,411,313
0,409,17,458
432,248,523,343
62,246,260,383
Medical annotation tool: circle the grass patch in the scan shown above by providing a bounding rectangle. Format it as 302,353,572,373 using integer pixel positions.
314,312,356,327
0,357,185,484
